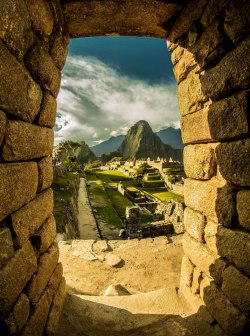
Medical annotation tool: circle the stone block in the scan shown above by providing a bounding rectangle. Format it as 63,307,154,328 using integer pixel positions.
181,106,212,144
201,36,250,100
26,44,61,98
178,67,207,116
208,91,249,140
204,220,219,254
0,40,42,122
222,265,250,315
182,232,216,276
26,0,54,36
184,144,217,180
0,111,6,146
217,227,250,276
224,0,250,45
47,263,63,293
32,215,56,254
46,278,66,336
168,0,207,42
171,45,184,65
50,32,69,70
4,293,30,335
200,277,248,335
11,189,53,248
38,92,57,128
0,162,38,221
0,0,33,61
0,242,37,316
184,178,236,227
173,48,197,83
0,228,14,269
237,190,250,231
38,156,54,192
2,120,54,162
184,207,205,242
180,255,194,287
192,20,227,68
215,139,250,187
22,287,53,336
201,0,230,29
27,244,59,305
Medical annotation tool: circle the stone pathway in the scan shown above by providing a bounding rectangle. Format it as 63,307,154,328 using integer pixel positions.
78,178,100,240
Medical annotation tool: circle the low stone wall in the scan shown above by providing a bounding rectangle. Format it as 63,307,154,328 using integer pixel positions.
155,201,185,234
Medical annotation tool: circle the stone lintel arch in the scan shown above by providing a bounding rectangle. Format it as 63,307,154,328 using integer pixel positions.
0,0,249,335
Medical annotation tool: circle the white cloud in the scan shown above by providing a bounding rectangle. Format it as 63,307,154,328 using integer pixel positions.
55,56,179,146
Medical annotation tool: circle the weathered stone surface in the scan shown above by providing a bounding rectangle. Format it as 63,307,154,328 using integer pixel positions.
182,232,216,276
217,227,250,276
63,1,181,39
105,254,123,268
204,220,219,254
201,36,250,100
0,228,14,269
11,189,53,248
46,278,66,336
38,156,54,192
0,162,38,221
184,144,217,180
26,44,61,97
168,0,207,42
216,139,250,187
181,106,212,144
47,263,63,293
193,20,227,68
0,242,37,316
4,293,30,335
180,255,194,287
50,32,69,70
237,190,250,231
0,41,42,122
173,48,197,84
208,91,249,140
201,0,230,29
38,92,57,128
32,215,56,254
0,0,33,60
104,284,130,297
22,287,53,336
184,178,236,226
26,0,54,36
184,207,205,242
200,277,248,335
224,0,250,45
222,265,250,315
178,67,207,116
27,244,59,305
0,111,6,146
2,120,54,162
171,44,184,65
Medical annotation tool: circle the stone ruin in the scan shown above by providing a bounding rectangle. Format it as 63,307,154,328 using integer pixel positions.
0,0,249,335
125,206,142,239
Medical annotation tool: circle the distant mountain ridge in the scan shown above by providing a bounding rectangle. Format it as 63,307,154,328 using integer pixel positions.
91,125,183,156
119,120,183,161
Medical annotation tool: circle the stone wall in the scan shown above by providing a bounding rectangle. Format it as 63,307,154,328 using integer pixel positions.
0,0,249,335
0,0,68,334
167,0,250,334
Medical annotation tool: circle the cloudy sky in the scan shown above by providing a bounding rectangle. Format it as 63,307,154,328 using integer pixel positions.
55,37,179,146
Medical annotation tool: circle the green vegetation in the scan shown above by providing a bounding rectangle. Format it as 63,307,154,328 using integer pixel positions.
52,171,79,232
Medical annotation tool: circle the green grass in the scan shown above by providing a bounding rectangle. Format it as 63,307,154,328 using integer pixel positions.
52,171,79,232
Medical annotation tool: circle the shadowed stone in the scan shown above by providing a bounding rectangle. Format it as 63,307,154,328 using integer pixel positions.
11,189,54,248
0,228,14,269
0,41,42,122
0,242,37,317
0,162,38,221
237,191,250,231
50,32,69,70
2,120,54,162
180,255,194,287
38,156,54,192
26,0,54,36
32,215,57,254
0,111,6,146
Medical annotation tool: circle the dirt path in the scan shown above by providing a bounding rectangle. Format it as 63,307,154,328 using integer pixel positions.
77,178,100,240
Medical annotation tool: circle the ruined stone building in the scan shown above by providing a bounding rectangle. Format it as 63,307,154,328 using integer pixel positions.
0,0,249,335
